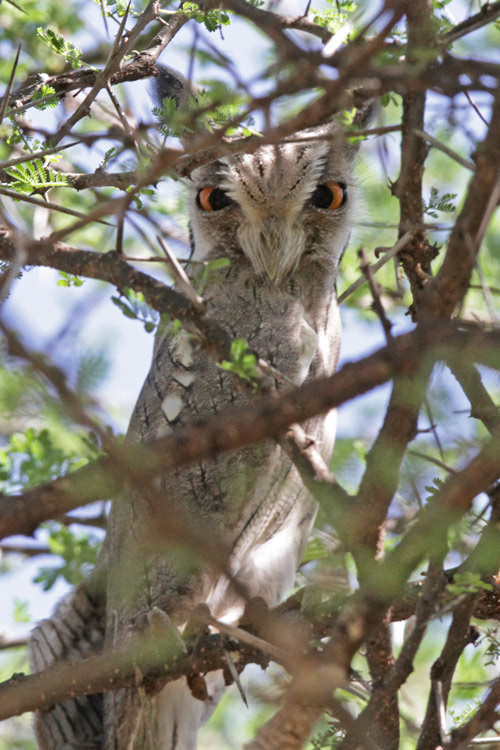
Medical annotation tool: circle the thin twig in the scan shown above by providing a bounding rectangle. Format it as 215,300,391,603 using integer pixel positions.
0,45,21,124
0,141,81,172
414,129,475,171
0,186,114,226
443,2,500,45
359,247,393,342
338,230,414,303
408,449,457,475
194,609,287,663
156,235,204,310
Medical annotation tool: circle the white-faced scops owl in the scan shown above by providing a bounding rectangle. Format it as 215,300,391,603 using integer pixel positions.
29,66,373,750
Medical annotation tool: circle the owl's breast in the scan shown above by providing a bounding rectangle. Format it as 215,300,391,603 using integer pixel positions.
201,273,339,389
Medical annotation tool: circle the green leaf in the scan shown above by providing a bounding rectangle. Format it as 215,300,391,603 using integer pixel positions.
311,0,356,32
111,290,159,330
218,338,259,386
422,186,457,218
97,147,117,170
302,538,330,564
34,524,101,590
13,599,31,623
0,427,96,493
32,84,58,110
447,571,493,597
76,351,109,393
3,158,68,194
37,27,83,69
111,295,138,319
57,271,84,287
180,1,232,31
205,257,231,271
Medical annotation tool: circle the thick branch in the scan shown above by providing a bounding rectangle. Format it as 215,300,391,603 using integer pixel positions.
2,12,187,116
421,86,500,318
251,413,500,748
394,0,436,313
0,565,498,723
65,171,138,190
417,595,479,750
0,625,269,721
2,323,500,541
445,679,500,748
450,361,500,435
351,370,427,559
0,327,419,541
443,1,500,45
0,226,232,359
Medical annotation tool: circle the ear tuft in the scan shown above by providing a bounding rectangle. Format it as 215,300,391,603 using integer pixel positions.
152,65,198,112
352,97,379,131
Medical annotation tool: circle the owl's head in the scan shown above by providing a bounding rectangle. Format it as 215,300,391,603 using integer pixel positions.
154,66,373,285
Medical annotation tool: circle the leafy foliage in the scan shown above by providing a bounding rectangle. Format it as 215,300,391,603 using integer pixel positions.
12,599,31,624
34,524,101,590
31,84,58,110
91,0,135,18
482,626,500,666
422,186,457,218
36,27,83,69
111,288,159,333
448,699,482,730
76,351,110,394
2,158,68,194
310,721,344,749
178,2,231,33
446,571,493,597
153,82,258,141
57,271,84,287
311,0,356,32
219,338,259,386
0,428,91,492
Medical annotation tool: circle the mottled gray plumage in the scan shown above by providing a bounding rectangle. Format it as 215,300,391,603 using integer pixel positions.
30,67,370,750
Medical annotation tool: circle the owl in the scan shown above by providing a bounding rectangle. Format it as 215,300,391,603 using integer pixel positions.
29,67,372,750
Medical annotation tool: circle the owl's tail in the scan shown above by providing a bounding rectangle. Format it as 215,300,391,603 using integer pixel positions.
29,581,105,750
29,586,223,750
156,674,225,749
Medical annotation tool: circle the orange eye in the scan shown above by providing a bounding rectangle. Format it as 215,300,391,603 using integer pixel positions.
196,187,233,212
309,182,346,210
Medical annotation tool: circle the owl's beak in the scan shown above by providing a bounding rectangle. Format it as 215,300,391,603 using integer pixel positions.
265,256,279,281
239,217,304,283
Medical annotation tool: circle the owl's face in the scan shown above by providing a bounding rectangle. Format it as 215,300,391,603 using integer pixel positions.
188,128,358,284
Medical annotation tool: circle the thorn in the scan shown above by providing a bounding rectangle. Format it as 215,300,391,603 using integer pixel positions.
156,235,204,310
223,648,248,707
0,44,22,124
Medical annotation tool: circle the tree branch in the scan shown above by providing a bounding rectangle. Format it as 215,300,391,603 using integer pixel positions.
2,323,500,542
417,595,480,750
421,86,500,319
